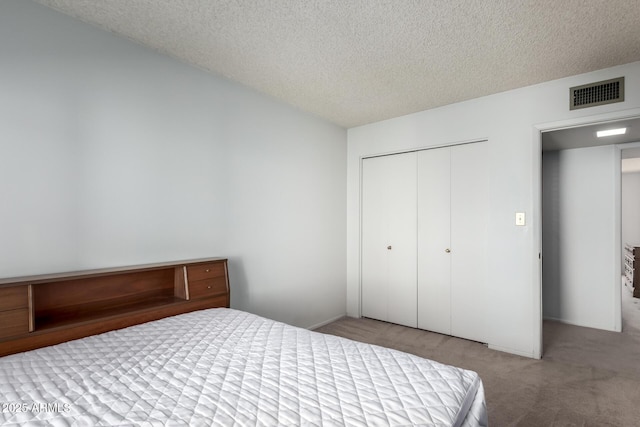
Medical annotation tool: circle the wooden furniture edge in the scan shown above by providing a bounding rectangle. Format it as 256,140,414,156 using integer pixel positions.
0,257,227,287
0,258,230,357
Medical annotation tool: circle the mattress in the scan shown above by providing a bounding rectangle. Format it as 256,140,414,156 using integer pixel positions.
0,308,488,426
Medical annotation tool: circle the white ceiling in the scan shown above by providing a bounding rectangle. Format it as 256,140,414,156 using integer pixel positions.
34,0,640,128
542,117,640,172
542,117,640,151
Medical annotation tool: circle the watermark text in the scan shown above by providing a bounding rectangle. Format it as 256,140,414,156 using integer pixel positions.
2,402,71,413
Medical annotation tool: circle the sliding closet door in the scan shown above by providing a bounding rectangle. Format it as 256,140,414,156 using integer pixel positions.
450,141,488,342
417,148,452,335
361,152,417,328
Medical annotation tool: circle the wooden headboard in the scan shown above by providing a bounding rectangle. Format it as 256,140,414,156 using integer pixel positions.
0,258,229,357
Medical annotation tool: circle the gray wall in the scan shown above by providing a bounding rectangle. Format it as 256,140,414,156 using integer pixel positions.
0,0,347,329
542,146,618,330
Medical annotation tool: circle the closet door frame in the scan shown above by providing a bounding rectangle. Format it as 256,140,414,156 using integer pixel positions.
449,141,489,342
359,139,488,338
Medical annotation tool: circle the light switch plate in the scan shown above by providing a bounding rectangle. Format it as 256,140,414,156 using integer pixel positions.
515,212,526,226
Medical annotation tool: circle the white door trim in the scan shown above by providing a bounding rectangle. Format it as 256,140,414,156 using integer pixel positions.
532,108,640,359
358,137,488,319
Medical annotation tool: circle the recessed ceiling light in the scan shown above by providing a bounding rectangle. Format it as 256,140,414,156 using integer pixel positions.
597,128,627,137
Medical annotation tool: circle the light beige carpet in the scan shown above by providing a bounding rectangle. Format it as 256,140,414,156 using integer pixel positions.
315,285,640,426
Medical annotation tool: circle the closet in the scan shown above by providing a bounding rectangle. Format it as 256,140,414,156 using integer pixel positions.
361,141,488,343
361,152,417,328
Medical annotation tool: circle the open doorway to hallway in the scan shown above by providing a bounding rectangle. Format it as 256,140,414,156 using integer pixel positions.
621,147,640,326
540,116,640,356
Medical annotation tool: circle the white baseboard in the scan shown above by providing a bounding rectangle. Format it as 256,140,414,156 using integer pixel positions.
308,313,347,330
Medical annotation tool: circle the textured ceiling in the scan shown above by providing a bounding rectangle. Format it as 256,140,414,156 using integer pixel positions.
34,0,640,128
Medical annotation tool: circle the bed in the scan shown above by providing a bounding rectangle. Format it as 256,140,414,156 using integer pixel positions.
0,308,488,426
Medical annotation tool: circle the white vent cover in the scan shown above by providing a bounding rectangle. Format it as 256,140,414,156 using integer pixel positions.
570,77,624,110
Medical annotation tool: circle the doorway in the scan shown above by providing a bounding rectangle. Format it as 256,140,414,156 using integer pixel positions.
621,145,640,333
536,114,640,357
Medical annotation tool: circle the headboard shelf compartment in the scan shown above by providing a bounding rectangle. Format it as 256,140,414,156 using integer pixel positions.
0,258,229,357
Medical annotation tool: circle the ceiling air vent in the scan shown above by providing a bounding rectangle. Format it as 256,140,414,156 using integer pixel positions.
570,77,624,110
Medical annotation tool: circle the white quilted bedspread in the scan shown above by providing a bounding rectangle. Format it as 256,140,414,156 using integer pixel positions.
0,308,487,426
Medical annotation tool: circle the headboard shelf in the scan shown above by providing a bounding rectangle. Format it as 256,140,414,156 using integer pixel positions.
34,295,186,331
0,258,229,357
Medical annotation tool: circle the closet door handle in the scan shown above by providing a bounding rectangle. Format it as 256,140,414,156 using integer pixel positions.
445,248,451,253
387,246,392,250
